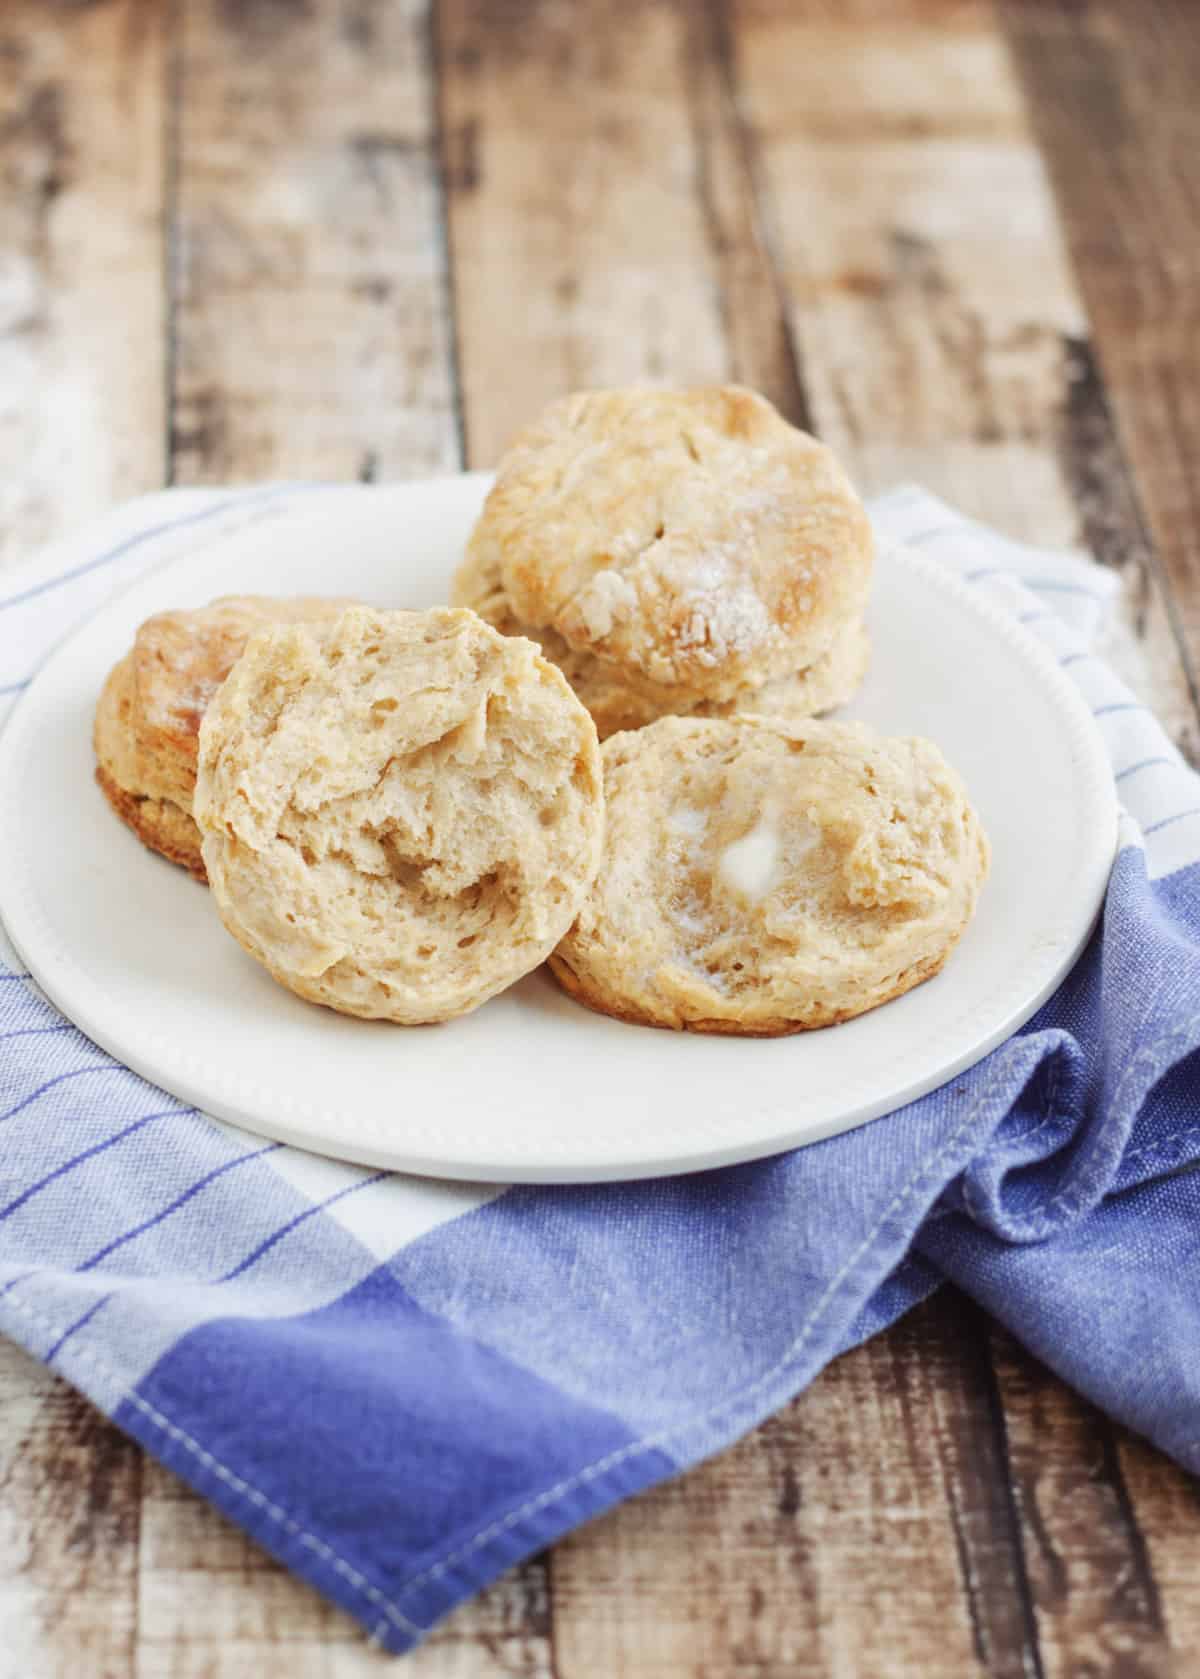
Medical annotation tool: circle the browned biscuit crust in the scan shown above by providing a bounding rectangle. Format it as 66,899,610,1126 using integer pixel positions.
548,916,966,1037
94,765,207,881
93,596,349,877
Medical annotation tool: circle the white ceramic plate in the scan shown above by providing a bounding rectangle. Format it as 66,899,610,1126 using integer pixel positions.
0,476,1116,1183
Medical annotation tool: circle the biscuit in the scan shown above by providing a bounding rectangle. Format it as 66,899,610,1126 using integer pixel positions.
94,596,348,880
194,605,604,1024
455,538,868,737
455,386,873,736
549,716,989,1035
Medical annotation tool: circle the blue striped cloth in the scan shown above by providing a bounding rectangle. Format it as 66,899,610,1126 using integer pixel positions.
3,485,1200,1653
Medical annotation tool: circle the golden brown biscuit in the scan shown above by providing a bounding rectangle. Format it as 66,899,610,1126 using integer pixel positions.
455,386,873,735
194,606,604,1024
549,716,989,1035
93,596,349,879
455,542,868,737
455,539,870,738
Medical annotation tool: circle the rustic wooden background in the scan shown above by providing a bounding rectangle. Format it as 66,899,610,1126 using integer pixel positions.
2,0,1199,1673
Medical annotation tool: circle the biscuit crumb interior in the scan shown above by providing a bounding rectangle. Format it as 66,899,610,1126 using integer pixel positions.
195,606,604,1023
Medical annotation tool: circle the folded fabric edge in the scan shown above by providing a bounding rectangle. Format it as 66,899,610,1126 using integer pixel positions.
0,1271,676,1653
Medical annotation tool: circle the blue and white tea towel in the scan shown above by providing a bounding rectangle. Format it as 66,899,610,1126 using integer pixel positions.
1,484,1198,1653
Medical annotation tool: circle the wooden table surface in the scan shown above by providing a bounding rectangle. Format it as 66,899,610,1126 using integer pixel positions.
3,1,1199,1673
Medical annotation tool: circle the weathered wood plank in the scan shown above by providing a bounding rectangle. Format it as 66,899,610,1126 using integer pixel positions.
975,2,1200,1645
988,1326,1176,1679
0,0,166,572
136,1456,552,1678
733,0,1198,755
0,3,163,1670
553,1293,1036,1679
1118,1430,1200,1668
436,0,730,469
998,0,1200,735
679,0,811,425
0,1341,141,1679
734,0,1084,481
171,0,459,485
1054,333,1198,760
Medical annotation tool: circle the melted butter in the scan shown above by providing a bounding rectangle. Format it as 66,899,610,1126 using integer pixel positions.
718,817,780,902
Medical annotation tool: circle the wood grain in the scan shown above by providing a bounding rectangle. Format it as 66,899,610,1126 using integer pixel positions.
0,1340,141,1679
988,1326,1177,1679
727,0,1197,753
436,0,730,469
137,1457,551,1678
1118,1432,1200,1666
678,0,811,426
171,0,459,485
0,0,166,573
999,0,1200,734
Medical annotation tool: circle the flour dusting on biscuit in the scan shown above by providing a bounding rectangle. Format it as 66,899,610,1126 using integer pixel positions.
454,386,873,737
